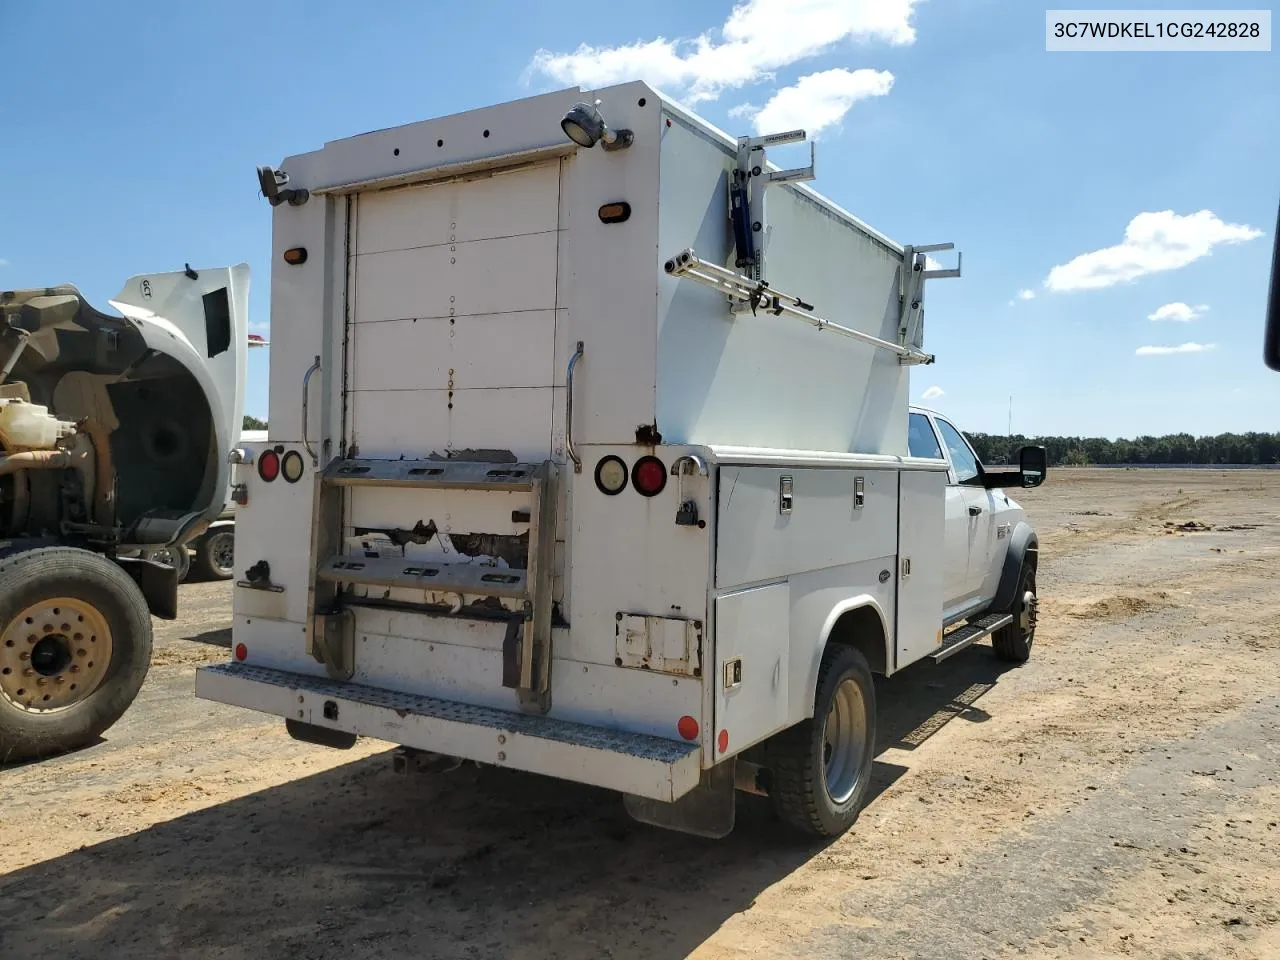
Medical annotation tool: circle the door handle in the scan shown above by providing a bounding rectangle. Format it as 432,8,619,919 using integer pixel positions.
968,505,983,517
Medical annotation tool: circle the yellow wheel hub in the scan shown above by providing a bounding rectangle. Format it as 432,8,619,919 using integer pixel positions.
0,597,113,712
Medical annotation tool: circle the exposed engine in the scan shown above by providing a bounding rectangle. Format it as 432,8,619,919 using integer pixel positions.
0,285,219,552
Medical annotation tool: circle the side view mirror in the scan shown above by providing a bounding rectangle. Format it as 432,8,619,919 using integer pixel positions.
1264,197,1280,372
1018,445,1048,488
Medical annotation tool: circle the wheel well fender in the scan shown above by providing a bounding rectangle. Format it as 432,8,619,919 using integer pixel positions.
992,522,1038,612
809,598,891,715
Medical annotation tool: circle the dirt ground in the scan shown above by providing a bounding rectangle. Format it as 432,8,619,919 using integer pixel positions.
2,468,1280,959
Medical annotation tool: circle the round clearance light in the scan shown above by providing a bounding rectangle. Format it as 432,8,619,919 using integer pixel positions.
234,643,248,662
631,456,667,497
258,449,280,482
594,455,628,496
281,450,305,483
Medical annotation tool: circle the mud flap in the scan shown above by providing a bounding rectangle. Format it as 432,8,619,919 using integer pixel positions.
115,555,178,621
622,759,736,839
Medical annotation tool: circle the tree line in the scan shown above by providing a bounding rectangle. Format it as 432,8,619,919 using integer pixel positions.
968,431,1280,467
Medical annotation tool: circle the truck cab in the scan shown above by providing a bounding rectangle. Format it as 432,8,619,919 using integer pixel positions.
908,405,1027,623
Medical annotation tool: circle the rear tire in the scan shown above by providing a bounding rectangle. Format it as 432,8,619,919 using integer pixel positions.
766,644,876,837
992,563,1037,663
0,546,153,763
193,529,235,581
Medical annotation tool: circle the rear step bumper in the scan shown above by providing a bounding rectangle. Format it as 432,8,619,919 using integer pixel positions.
195,662,702,802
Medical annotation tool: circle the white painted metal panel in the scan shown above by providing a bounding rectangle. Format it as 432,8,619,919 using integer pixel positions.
715,466,898,589
655,113,908,455
562,444,711,666
352,231,558,323
344,629,701,738
714,583,790,760
230,440,318,626
355,162,561,254
786,559,896,723
895,469,946,669
351,311,558,391
349,386,555,461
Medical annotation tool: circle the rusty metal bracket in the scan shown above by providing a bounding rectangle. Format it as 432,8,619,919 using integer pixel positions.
311,609,355,681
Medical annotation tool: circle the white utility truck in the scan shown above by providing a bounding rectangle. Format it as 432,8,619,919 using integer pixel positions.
0,264,248,760
196,83,1046,838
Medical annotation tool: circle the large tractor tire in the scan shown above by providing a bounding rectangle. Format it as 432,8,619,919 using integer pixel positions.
0,546,153,763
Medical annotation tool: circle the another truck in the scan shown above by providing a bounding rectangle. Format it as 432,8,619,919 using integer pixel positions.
195,83,1045,838
0,264,247,761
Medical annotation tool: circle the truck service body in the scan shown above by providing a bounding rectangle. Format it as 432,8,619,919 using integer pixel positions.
197,83,1044,837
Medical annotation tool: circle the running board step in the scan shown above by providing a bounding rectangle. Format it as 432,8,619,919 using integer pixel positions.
931,612,1013,663
322,457,543,491
316,555,528,598
195,662,702,802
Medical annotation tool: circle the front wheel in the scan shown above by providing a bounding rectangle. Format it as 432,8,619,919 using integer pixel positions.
765,645,877,837
992,563,1037,663
0,547,153,763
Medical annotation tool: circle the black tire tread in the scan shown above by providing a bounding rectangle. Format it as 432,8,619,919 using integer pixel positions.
992,564,1036,663
766,645,875,837
0,545,153,763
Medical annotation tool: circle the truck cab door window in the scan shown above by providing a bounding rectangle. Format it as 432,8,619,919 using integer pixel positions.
934,418,981,485
907,412,943,459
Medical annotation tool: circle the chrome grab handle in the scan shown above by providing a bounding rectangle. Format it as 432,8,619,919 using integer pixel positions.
566,341,584,473
302,355,321,465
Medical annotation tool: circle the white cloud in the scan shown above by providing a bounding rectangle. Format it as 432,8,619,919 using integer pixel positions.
1147,301,1208,322
1135,342,1216,356
727,102,758,119
1017,289,1035,301
921,385,945,400
525,0,920,104
1045,210,1261,293
751,68,893,136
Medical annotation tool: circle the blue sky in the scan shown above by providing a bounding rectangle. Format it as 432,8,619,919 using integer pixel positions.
2,0,1277,439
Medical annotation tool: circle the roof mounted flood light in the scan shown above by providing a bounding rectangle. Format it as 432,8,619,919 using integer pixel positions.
256,165,310,207
560,101,633,152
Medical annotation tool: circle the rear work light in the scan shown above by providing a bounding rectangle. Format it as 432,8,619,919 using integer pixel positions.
631,456,666,497
258,449,280,482
281,450,305,483
594,455,628,495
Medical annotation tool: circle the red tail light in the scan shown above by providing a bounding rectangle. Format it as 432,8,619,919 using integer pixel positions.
234,643,248,661
631,456,666,497
258,450,280,482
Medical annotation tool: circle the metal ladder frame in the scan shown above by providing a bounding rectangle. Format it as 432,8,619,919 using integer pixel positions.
305,456,560,713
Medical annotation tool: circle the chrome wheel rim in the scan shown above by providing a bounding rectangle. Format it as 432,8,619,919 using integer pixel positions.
822,677,868,805
0,597,113,712
209,532,234,574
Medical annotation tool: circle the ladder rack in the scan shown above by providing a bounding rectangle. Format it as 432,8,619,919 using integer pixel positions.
663,249,935,366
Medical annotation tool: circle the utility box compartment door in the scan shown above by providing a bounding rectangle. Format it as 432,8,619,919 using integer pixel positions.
714,582,790,762
895,468,946,670
345,160,563,460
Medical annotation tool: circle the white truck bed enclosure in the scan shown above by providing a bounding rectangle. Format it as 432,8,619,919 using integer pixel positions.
198,83,964,829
